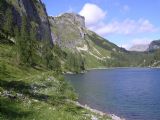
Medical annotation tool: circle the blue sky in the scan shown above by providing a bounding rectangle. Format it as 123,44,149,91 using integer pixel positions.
42,0,160,49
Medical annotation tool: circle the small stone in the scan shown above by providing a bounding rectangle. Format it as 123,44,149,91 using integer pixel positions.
91,115,98,120
33,99,39,102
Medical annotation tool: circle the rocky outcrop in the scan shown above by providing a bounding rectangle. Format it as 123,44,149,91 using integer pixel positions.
49,13,125,65
129,44,149,52
53,13,85,28
49,13,86,48
6,0,53,43
148,40,160,51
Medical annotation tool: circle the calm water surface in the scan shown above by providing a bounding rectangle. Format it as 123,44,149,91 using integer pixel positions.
65,68,160,120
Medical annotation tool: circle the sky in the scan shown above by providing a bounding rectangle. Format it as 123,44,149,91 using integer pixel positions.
42,0,160,49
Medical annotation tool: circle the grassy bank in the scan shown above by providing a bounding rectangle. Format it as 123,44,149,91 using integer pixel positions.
0,44,111,120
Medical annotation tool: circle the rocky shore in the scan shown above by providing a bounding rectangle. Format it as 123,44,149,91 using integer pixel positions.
68,100,125,120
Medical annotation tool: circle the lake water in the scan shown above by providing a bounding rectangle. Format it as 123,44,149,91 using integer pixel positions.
65,68,160,120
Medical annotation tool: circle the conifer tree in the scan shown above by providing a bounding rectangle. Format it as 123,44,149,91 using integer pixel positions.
28,25,38,66
3,8,13,38
14,26,21,64
41,35,54,69
52,55,61,73
0,62,7,80
20,15,30,64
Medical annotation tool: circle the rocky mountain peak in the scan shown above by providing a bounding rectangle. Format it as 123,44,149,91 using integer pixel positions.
148,40,160,51
5,0,53,44
49,13,87,48
129,44,149,52
50,13,85,28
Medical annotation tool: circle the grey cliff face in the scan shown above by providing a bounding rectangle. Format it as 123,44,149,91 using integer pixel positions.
49,13,86,49
129,44,149,52
57,13,85,28
148,40,160,51
6,0,53,43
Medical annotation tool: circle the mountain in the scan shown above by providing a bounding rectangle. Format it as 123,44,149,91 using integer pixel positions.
129,39,160,52
1,1,160,120
0,0,53,43
1,2,115,120
1,0,158,69
1,0,134,71
49,13,128,69
148,40,160,51
129,44,149,52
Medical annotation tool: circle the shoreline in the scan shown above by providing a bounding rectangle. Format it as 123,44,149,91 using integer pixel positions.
68,100,125,120
65,67,160,120
64,67,160,75
86,66,160,71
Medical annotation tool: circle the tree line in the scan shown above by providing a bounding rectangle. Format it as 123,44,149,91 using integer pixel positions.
1,6,62,73
1,6,86,73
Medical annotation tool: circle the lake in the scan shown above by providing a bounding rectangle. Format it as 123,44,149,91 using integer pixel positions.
65,68,160,120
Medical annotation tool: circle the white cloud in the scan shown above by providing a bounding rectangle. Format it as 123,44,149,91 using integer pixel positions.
122,38,151,50
79,3,158,36
89,18,158,36
79,3,158,50
79,3,107,26
121,44,130,49
131,38,151,45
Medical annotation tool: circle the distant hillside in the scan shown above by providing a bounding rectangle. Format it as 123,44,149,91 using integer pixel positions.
1,1,160,120
129,40,160,52
49,13,133,69
129,44,149,52
148,40,160,51
1,0,160,70
0,1,115,120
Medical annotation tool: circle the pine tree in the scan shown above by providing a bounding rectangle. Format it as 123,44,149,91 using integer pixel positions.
154,50,160,60
52,55,61,73
3,8,13,38
14,26,21,64
0,1,5,29
20,15,30,64
0,62,6,80
0,11,3,29
28,25,38,66
41,38,54,69
65,52,85,72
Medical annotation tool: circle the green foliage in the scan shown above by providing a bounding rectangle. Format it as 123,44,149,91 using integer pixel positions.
3,8,13,38
28,25,38,66
39,35,62,72
0,0,6,28
15,16,39,67
154,50,160,60
87,33,120,51
52,55,61,73
0,61,109,120
53,45,63,57
41,39,54,69
14,26,21,64
65,52,85,73
12,16,63,72
18,15,30,65
0,62,7,80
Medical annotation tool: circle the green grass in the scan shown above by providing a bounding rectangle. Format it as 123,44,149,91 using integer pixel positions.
83,52,104,69
0,44,111,120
